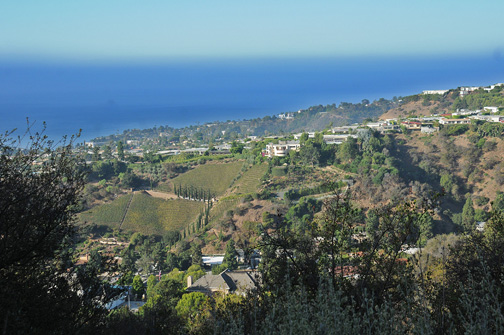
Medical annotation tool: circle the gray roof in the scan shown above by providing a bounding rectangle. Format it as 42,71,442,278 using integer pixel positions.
187,270,259,295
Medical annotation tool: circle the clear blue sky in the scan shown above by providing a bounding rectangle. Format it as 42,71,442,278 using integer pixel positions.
1,0,503,61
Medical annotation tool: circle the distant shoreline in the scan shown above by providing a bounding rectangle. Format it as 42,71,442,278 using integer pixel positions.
1,55,502,141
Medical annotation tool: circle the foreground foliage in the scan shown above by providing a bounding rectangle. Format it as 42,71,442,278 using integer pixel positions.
0,128,119,334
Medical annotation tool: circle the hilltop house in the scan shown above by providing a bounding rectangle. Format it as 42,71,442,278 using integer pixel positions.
331,126,359,133
401,121,422,130
187,270,259,296
264,141,300,157
422,90,449,95
322,134,357,145
439,118,471,125
483,106,499,114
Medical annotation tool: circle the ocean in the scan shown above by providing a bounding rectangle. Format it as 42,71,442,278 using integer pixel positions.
1,55,503,142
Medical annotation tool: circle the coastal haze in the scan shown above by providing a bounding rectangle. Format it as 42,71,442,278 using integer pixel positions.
1,55,504,141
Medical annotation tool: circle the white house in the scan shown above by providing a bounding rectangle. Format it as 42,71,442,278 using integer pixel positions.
439,118,471,125
460,86,480,97
484,106,499,114
293,132,315,140
422,90,449,95
322,134,357,144
331,126,359,133
421,127,438,134
265,141,301,157
471,115,502,123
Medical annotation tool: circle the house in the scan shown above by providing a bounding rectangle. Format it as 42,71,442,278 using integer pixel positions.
187,270,259,296
471,115,502,123
401,121,422,130
422,90,449,95
378,124,401,133
439,118,471,125
293,132,315,140
483,84,504,92
484,106,499,114
331,126,359,134
278,113,295,120
322,134,357,145
460,86,481,97
365,122,383,129
421,126,438,134
202,255,224,266
264,141,300,157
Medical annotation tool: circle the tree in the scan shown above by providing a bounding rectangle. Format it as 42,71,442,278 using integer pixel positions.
299,132,309,145
146,275,158,299
299,142,320,167
102,145,113,160
117,141,125,160
92,145,101,161
337,137,358,162
230,141,245,154
132,275,145,297
0,128,118,333
191,244,203,266
175,292,212,333
224,240,238,270
462,197,476,232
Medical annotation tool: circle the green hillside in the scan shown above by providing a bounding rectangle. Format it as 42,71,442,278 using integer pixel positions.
78,194,131,230
122,193,205,235
171,161,242,196
232,163,268,195
79,192,204,236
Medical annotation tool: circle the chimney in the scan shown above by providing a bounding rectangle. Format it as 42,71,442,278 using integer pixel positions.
187,275,193,288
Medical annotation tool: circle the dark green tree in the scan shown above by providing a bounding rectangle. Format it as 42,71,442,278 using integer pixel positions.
92,145,101,161
462,197,476,232
117,141,125,160
132,275,145,297
0,128,118,333
224,240,238,270
191,244,203,266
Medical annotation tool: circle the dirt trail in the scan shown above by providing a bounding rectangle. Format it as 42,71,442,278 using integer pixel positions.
145,190,178,200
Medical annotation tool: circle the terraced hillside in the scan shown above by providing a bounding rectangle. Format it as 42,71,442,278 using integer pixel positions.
79,192,204,236
231,163,268,195
171,161,242,196
207,196,242,226
78,194,131,230
121,193,205,235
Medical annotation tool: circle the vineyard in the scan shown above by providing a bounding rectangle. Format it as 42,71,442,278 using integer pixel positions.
121,193,205,235
78,194,130,229
171,161,242,196
232,163,268,195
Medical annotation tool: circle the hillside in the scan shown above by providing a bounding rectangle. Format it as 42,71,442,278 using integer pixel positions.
79,192,205,236
380,91,457,119
171,161,243,197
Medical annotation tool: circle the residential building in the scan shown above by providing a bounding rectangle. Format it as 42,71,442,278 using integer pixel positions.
293,132,315,140
331,126,359,133
322,134,357,144
439,118,471,125
401,121,422,130
471,115,502,123
422,90,449,95
483,106,499,114
421,126,438,134
187,270,259,296
264,141,300,157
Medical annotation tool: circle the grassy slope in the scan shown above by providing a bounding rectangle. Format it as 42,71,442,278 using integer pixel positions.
171,161,242,196
231,163,268,195
122,193,205,235
79,192,205,235
78,194,130,229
